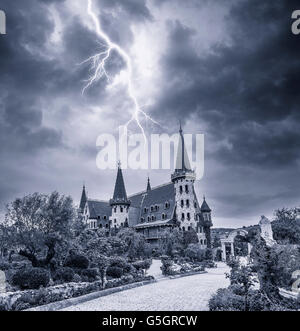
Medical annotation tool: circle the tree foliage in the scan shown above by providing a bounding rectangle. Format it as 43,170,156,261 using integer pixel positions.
4,192,76,267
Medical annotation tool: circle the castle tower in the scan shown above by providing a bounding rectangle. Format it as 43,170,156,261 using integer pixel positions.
110,163,131,229
79,184,87,214
146,176,151,192
171,125,197,231
200,197,213,248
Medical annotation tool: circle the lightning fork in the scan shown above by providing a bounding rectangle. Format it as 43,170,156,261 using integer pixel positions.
82,0,160,142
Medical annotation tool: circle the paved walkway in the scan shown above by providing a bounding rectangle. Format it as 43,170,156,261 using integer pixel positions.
61,263,229,311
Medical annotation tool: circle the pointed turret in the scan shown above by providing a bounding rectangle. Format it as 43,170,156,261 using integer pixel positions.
146,177,151,192
172,124,195,182
201,196,211,213
79,184,87,213
110,162,130,206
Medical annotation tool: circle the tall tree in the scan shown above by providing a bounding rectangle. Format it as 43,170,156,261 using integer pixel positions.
5,192,76,267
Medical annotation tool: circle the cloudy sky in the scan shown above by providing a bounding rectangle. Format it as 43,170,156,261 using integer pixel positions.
0,0,299,228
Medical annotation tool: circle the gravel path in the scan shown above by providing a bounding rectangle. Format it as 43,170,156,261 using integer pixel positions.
61,263,229,311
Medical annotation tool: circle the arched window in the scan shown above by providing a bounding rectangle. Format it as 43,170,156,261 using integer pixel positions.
99,224,103,228
200,239,203,245
187,212,190,220
186,200,190,208
114,207,117,213
120,207,124,213
165,202,170,209
204,239,207,245
151,215,155,221
181,213,185,220
179,186,183,194
144,208,147,213
185,185,189,193
147,216,151,222
182,226,186,232
103,215,107,220
181,200,184,208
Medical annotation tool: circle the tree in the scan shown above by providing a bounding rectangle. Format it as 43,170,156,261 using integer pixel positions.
183,229,199,248
249,230,282,303
273,208,300,244
5,192,76,268
226,260,258,311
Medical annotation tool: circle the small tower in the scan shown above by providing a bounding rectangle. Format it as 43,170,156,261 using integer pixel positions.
259,215,276,247
110,163,131,229
79,184,87,215
146,176,151,192
200,196,213,248
171,124,197,231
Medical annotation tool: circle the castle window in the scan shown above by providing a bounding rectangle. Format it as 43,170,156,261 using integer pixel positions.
99,224,103,228
147,216,151,222
114,219,117,223
188,226,191,231
141,217,145,223
162,213,166,220
182,226,186,231
185,185,189,193
151,215,155,221
120,207,124,213
204,239,207,245
103,216,107,220
105,224,108,228
114,207,117,213
194,202,197,208
151,206,154,212
144,208,147,213
179,186,183,194
200,239,203,245
98,216,101,220
181,213,185,220
187,213,191,220
186,200,190,208
155,205,159,211
165,202,170,209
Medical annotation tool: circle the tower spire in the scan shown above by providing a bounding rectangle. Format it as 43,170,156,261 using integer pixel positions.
147,176,151,192
110,164,130,206
79,183,87,212
172,123,195,182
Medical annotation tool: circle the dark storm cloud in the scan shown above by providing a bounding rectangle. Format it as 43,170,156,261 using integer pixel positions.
152,0,300,169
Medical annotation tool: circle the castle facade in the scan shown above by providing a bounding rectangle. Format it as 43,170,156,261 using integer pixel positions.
79,127,213,247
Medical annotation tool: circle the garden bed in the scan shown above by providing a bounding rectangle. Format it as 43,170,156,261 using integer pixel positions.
0,274,154,311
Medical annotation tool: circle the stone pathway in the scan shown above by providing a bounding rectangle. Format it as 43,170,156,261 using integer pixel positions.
61,263,229,311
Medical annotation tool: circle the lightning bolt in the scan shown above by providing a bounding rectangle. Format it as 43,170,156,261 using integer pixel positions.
81,0,160,143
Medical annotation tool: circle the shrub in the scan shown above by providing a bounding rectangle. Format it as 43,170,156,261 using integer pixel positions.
73,274,82,283
107,266,123,278
132,259,152,273
185,244,207,262
53,267,75,283
80,268,99,282
12,267,50,290
160,258,174,276
65,254,89,269
0,262,10,271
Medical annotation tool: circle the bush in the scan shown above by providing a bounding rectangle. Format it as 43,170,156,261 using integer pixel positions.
80,268,99,282
132,259,152,273
65,254,89,269
53,267,75,283
209,287,295,311
12,267,50,290
107,266,123,278
0,262,10,271
185,244,207,262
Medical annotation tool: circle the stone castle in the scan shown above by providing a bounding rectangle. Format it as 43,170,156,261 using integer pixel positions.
79,126,213,247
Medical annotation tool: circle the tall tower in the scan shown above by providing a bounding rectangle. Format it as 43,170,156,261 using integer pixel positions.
171,125,197,231
200,197,213,248
110,163,131,229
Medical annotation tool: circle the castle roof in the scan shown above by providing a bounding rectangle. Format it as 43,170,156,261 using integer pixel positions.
201,198,211,212
111,164,130,206
87,199,111,219
129,183,176,221
175,124,192,172
79,185,87,211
